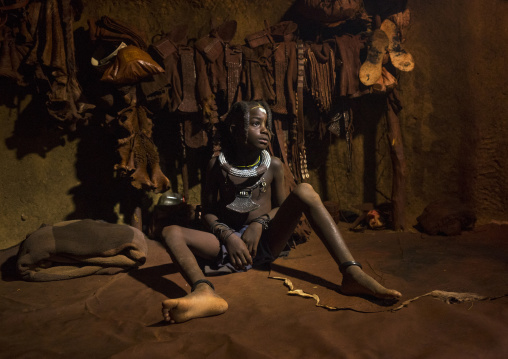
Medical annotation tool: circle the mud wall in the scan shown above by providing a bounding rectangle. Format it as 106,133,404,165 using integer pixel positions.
1,0,507,249
307,0,508,225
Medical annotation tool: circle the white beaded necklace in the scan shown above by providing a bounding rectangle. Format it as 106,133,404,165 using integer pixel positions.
218,150,271,178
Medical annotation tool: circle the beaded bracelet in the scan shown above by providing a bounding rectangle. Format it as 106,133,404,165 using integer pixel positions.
220,229,235,243
249,214,271,230
210,221,229,233
210,221,236,243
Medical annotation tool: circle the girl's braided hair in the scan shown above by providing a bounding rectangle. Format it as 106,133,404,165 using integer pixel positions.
219,101,273,152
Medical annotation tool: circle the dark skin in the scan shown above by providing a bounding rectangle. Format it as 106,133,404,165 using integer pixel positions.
161,105,401,323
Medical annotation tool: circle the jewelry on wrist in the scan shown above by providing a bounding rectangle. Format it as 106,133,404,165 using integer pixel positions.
221,230,235,243
211,221,229,233
249,214,271,230
211,221,233,243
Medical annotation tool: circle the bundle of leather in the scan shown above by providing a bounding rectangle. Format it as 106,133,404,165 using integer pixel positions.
1,0,94,129
26,0,94,130
88,15,147,50
113,104,170,193
16,220,148,282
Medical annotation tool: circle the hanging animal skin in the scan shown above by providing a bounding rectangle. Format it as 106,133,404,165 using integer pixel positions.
114,105,170,193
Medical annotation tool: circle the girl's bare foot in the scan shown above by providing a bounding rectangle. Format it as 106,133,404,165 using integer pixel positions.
340,265,402,300
161,284,228,323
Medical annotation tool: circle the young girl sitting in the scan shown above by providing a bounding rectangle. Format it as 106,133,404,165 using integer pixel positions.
161,101,401,323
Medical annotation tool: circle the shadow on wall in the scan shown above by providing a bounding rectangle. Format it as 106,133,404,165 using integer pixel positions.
304,93,388,205
3,85,66,159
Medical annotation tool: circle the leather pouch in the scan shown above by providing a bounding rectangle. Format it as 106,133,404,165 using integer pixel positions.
151,37,178,61
150,24,187,60
101,45,164,85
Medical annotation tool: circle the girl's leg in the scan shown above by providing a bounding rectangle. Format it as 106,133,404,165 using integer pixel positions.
269,183,354,263
160,225,228,323
269,183,401,300
162,225,221,284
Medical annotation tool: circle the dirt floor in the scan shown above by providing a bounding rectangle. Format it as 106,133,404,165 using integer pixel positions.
1,222,507,358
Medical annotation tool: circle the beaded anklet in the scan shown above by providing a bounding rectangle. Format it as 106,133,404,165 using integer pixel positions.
191,279,215,292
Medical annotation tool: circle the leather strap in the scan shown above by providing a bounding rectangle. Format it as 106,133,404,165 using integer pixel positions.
297,42,307,181
225,45,242,109
297,42,305,129
178,46,198,113
274,118,290,168
271,43,288,114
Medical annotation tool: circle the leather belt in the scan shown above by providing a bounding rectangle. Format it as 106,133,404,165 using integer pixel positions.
271,43,288,114
225,45,242,109
178,46,198,113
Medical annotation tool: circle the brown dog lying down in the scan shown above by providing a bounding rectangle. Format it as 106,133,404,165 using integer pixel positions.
16,219,147,282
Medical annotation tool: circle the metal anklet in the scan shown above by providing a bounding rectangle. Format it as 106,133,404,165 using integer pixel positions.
191,279,215,292
339,260,363,274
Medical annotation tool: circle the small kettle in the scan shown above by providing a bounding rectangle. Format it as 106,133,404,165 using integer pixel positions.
157,192,184,207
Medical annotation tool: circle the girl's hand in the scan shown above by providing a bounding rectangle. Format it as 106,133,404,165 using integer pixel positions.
224,233,252,269
242,223,263,258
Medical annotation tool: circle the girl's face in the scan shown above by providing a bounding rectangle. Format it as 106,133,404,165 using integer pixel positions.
230,104,271,153
243,106,271,151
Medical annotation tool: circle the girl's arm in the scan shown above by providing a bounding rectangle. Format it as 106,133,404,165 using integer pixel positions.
268,156,287,217
203,156,253,268
242,157,285,256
